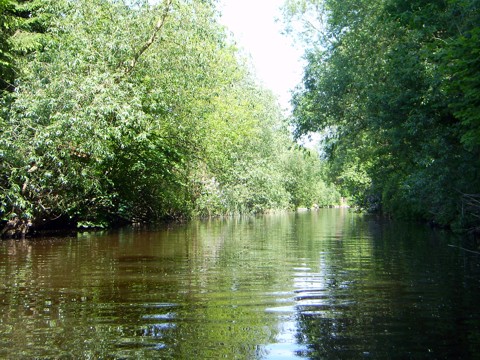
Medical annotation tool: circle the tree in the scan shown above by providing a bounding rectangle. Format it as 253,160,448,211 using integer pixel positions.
1,0,235,232
283,0,480,230
1,0,340,237
0,0,48,92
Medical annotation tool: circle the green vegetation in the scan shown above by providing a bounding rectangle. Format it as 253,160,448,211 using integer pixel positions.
0,0,47,91
0,0,340,237
283,0,480,231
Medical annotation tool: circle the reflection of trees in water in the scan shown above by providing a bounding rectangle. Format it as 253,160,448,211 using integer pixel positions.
2,211,480,358
296,314,360,359
292,216,480,359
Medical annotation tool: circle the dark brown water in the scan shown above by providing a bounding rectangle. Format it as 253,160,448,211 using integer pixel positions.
1,209,479,359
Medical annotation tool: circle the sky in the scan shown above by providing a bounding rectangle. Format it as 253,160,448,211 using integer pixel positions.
218,0,304,112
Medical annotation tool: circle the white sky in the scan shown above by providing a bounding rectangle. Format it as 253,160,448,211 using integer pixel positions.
218,0,304,112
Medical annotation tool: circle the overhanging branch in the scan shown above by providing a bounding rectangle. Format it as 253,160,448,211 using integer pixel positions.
124,0,173,76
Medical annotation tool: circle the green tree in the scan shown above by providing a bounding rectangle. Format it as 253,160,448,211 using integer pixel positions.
284,0,480,229
1,0,340,237
0,0,234,232
281,148,340,208
193,77,292,216
0,0,48,92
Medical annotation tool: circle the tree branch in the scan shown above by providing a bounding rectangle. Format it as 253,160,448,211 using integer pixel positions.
125,0,173,76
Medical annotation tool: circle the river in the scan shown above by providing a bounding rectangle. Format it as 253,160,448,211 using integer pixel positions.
1,209,479,359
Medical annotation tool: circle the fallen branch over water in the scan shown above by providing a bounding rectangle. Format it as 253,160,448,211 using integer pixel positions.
447,244,480,255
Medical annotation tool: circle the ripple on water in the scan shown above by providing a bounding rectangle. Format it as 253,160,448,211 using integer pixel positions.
265,306,296,314
263,342,310,359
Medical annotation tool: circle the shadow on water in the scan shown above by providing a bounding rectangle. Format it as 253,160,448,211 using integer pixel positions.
290,214,480,359
0,209,479,359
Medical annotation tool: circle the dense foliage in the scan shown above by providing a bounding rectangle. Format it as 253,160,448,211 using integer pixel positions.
0,0,47,91
283,0,480,231
0,0,340,236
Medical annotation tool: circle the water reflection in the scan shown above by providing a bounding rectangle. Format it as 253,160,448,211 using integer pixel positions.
286,215,480,359
0,210,479,359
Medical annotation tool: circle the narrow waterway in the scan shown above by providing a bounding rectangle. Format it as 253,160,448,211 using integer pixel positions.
1,209,479,359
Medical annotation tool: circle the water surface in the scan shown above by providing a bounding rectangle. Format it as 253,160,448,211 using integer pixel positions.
1,209,479,359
